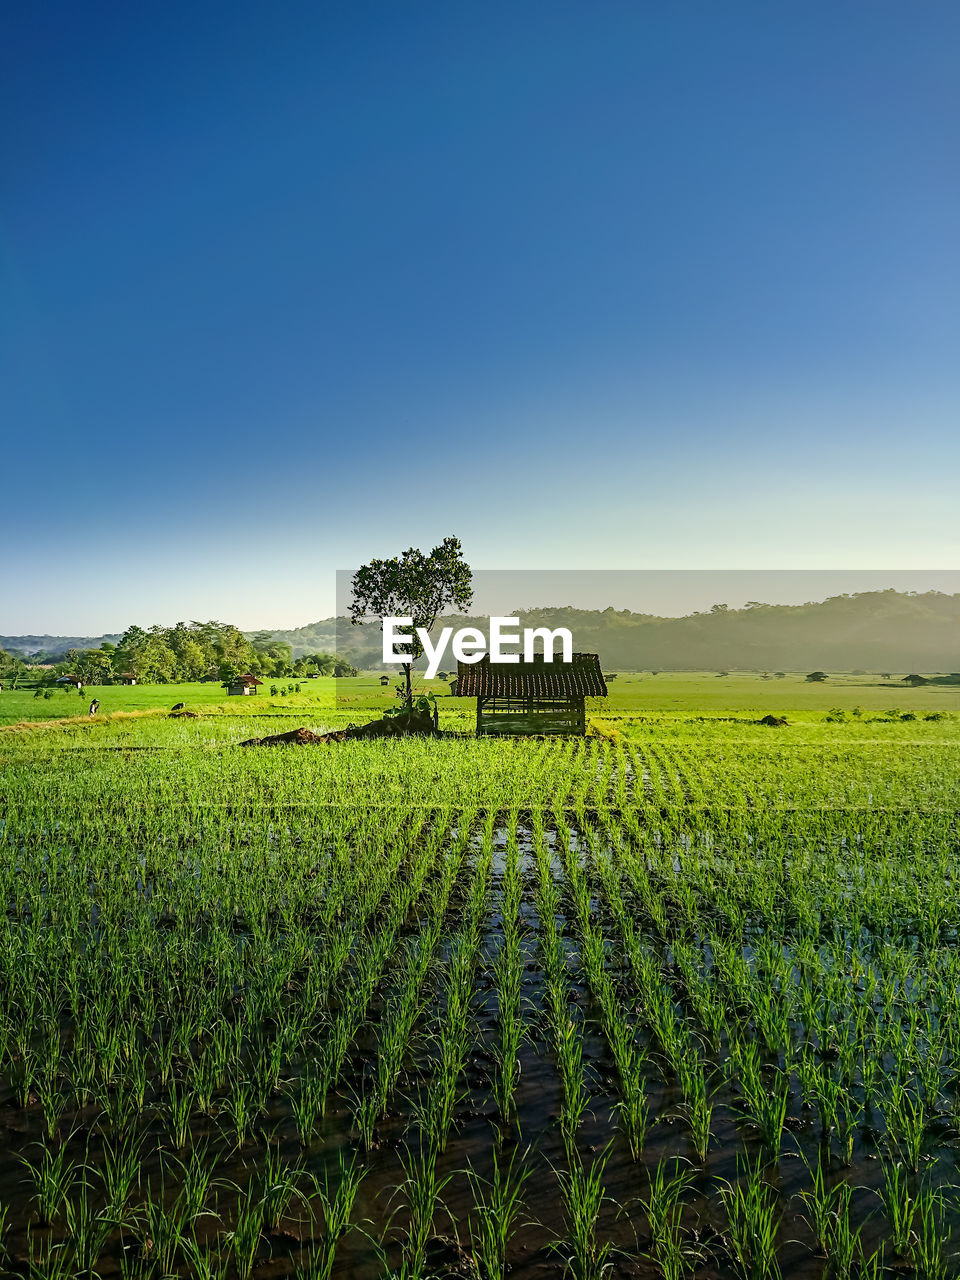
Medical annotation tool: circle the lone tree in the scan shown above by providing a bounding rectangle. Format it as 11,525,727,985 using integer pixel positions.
349,536,473,711
806,671,828,683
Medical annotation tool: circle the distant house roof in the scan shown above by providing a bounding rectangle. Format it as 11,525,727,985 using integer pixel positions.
119,672,136,679
454,653,607,699
237,674,263,685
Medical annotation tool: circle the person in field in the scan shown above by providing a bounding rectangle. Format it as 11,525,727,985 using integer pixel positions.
89,699,100,715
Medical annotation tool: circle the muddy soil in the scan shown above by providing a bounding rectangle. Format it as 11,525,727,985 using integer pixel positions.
241,711,441,747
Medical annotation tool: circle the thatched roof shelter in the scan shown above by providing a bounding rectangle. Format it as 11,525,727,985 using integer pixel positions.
453,653,606,736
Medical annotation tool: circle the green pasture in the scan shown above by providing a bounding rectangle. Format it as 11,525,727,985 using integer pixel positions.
2,669,958,731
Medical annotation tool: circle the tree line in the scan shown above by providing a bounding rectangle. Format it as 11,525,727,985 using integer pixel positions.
0,622,358,687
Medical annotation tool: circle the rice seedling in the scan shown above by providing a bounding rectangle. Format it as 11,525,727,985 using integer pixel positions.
911,1184,952,1280
718,1154,781,1280
222,1077,258,1150
258,1146,306,1233
63,1183,114,1277
131,1176,191,1278
25,1230,75,1280
99,1133,144,1227
798,1157,861,1279
174,1145,224,1233
680,1089,713,1165
302,1151,367,1280
879,1160,918,1256
224,1179,266,1280
20,1140,78,1226
639,1158,703,1280
885,1083,927,1172
389,1141,454,1280
465,1144,532,1280
292,1065,326,1147
551,1145,619,1280
178,1235,231,1280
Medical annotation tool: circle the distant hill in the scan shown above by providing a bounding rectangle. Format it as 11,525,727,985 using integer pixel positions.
6,590,959,670
271,589,960,672
250,619,338,657
0,633,121,658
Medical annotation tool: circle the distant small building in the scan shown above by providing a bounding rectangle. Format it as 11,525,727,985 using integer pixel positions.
453,652,607,737
448,679,458,695
119,673,137,685
224,674,263,696
56,675,83,689
379,674,390,686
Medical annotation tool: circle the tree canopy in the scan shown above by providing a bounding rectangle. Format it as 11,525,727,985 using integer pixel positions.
349,536,472,706
22,622,351,686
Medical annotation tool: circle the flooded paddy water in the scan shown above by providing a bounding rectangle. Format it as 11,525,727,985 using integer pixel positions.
0,712,958,1278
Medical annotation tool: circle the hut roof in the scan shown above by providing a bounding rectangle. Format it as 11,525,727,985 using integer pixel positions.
454,653,607,699
237,674,263,685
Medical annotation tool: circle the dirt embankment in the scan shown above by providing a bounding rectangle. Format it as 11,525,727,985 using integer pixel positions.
239,711,441,747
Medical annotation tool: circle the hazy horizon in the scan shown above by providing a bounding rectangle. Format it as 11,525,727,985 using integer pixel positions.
4,570,960,639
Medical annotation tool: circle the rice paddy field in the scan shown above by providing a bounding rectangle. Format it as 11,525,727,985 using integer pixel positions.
0,673,958,1279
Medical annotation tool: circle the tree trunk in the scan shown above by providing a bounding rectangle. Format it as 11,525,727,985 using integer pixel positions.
403,662,413,711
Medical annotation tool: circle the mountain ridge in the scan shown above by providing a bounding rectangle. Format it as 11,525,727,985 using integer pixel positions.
4,590,958,670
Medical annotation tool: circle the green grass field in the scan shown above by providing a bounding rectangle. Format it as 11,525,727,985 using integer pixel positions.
3,668,958,729
0,674,958,1278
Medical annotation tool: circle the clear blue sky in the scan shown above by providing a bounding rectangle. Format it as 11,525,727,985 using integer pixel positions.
3,2,958,631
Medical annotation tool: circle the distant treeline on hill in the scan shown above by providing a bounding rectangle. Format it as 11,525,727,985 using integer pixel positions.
0,621,356,685
0,633,123,660
3,591,957,677
319,589,960,672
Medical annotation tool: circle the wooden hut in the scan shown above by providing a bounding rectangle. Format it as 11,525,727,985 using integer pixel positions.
224,674,263,696
119,673,137,685
453,652,606,736
379,674,390,687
